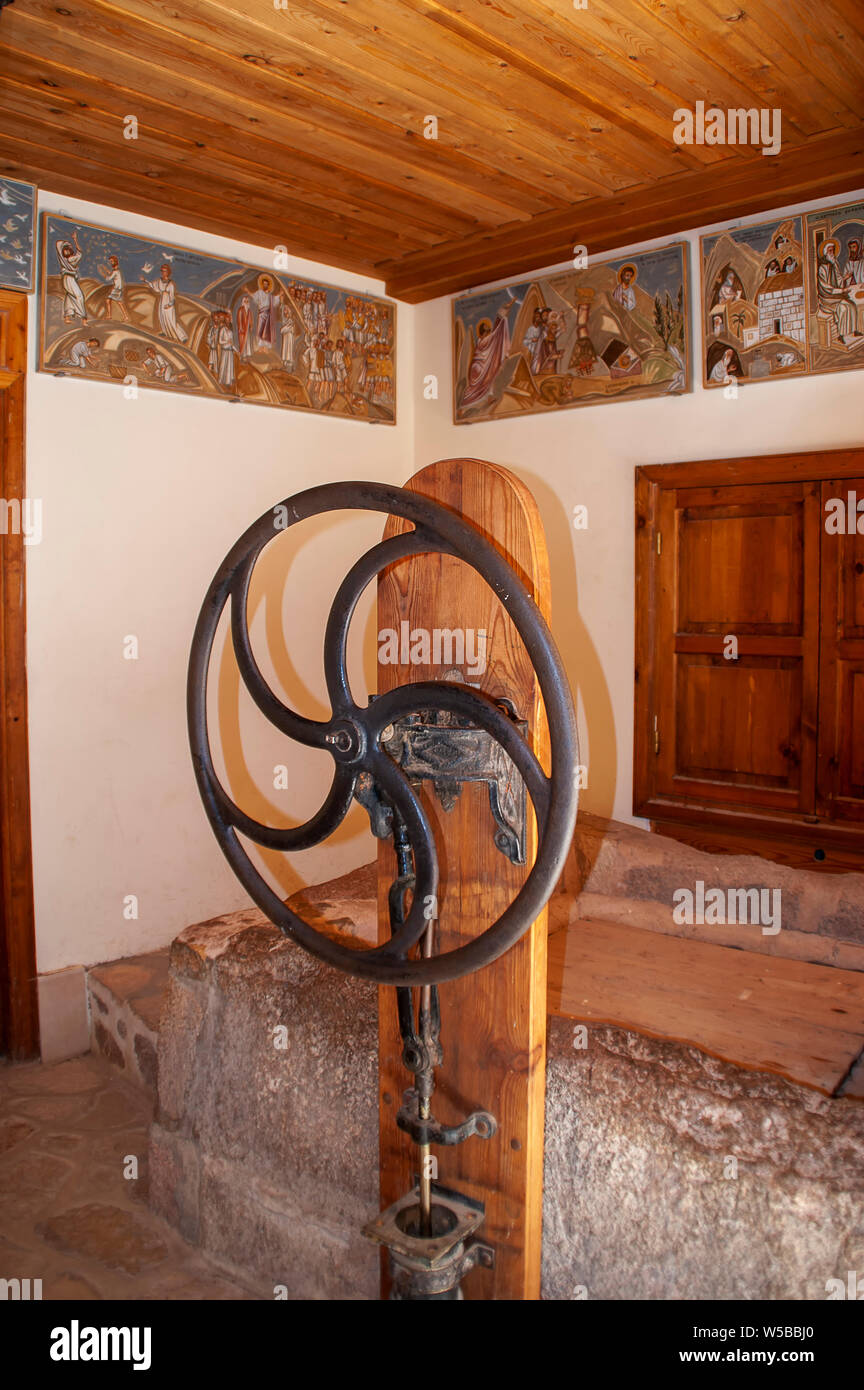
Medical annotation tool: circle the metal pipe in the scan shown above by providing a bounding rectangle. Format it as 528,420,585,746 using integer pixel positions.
418,920,434,1237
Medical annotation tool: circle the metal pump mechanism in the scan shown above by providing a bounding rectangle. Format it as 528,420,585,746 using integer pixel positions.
187,481,579,1299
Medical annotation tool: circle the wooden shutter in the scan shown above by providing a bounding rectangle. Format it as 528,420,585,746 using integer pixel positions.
818,479,864,823
653,479,820,816
635,449,864,867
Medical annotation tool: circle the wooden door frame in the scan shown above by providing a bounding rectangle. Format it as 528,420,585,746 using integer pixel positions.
0,289,38,1058
634,446,864,867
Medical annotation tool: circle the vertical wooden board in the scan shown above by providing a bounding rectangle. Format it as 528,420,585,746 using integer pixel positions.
0,289,38,1059
376,457,551,1300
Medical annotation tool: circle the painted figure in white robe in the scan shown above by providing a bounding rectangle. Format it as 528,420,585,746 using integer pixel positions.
217,312,237,389
612,263,637,311
715,271,743,307
206,313,220,376
333,338,349,391
252,277,276,349
101,255,129,321
56,232,87,322
460,301,515,409
62,337,100,369
142,264,188,342
843,238,864,285
143,345,187,384
304,336,322,403
279,294,298,368
817,240,859,343
522,309,543,374
708,347,738,383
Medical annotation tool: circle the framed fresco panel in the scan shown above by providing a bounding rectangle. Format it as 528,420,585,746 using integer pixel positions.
38,214,396,423
452,241,689,423
804,198,864,378
0,177,36,293
700,214,807,388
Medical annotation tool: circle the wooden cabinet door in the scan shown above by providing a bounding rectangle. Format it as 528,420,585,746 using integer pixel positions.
818,479,864,823
655,479,821,816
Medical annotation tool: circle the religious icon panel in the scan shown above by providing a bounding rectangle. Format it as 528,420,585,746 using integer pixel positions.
0,176,36,293
700,215,807,388
452,242,690,422
38,214,396,423
804,198,864,378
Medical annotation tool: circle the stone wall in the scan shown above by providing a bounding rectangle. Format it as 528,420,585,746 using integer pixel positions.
148,909,380,1300
149,906,864,1300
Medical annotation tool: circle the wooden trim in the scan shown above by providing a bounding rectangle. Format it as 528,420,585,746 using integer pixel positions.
0,289,39,1059
637,446,864,487
649,819,864,875
381,133,864,301
638,797,864,849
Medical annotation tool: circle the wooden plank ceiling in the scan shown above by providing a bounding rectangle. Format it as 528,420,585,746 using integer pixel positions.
1,0,862,301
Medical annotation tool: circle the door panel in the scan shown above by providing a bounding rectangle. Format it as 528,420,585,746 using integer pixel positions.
818,479,864,821
656,480,819,816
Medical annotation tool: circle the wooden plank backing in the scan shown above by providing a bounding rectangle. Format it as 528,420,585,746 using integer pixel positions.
376,457,551,1300
548,917,864,1097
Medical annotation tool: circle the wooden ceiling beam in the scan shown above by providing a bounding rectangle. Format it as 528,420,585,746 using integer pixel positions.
21,0,605,210
647,0,864,125
0,74,450,252
0,138,384,278
381,126,864,301
418,0,826,139
0,49,486,245
243,0,712,180
0,105,421,263
108,0,659,198
4,6,549,224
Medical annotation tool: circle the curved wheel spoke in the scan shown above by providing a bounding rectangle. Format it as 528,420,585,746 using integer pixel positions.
230,552,329,748
323,530,455,713
194,751,356,852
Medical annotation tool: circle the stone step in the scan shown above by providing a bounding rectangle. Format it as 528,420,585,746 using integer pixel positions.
563,812,864,968
86,951,169,1095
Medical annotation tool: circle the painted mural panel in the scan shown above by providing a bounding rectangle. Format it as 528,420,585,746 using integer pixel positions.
804,198,864,378
38,214,396,423
0,176,36,293
452,242,689,422
700,215,806,388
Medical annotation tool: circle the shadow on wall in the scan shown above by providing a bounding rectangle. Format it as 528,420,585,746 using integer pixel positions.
519,467,618,897
215,510,374,900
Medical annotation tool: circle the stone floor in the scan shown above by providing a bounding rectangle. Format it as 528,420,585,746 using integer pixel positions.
0,1052,256,1299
